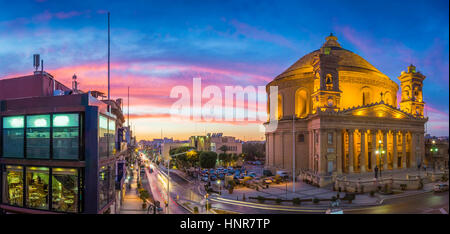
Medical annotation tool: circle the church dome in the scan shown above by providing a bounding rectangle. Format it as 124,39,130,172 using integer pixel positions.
273,34,391,81
267,34,399,118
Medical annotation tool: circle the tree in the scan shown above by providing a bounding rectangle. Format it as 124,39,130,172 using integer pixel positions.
199,151,218,168
219,145,228,154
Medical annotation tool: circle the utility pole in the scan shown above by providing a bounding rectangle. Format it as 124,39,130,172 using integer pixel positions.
292,114,296,193
107,12,111,102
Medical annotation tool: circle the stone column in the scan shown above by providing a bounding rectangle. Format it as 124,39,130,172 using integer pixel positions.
348,129,354,173
371,129,377,171
402,131,407,168
382,130,388,170
319,130,327,175
410,132,417,168
393,130,398,169
360,129,367,173
336,129,343,174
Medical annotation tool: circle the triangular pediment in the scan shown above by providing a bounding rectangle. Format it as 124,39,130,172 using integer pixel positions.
339,102,414,119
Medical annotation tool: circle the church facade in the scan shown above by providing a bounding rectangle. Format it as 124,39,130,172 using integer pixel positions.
264,34,428,186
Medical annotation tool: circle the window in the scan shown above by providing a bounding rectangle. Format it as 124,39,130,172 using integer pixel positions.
108,120,116,156
2,116,25,158
99,166,109,208
328,133,333,144
52,168,78,212
26,115,50,159
2,165,24,206
99,115,108,158
298,134,305,142
26,167,49,210
53,114,79,160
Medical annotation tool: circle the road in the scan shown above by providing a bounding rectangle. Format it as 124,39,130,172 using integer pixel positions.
144,165,190,214
346,191,449,214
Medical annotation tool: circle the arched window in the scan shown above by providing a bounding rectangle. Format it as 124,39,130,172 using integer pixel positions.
325,74,333,90
295,89,309,118
384,91,392,105
277,94,283,120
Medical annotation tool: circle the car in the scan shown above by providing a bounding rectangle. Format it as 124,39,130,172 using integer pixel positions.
254,161,262,165
276,170,289,179
325,208,344,214
263,170,273,176
201,176,209,182
434,183,449,192
210,175,217,181
218,173,225,179
263,178,273,184
248,173,257,178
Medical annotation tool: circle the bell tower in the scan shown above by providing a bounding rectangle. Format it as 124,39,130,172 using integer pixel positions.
398,64,425,117
311,33,342,113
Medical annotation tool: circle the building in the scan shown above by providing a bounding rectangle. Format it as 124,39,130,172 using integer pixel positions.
161,141,190,160
188,133,243,155
210,133,242,155
264,34,428,186
425,137,449,171
0,70,128,213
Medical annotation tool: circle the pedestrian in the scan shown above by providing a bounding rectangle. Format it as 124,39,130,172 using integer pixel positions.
374,165,378,179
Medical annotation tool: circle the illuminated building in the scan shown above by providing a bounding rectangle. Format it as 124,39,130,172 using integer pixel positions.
0,71,127,213
264,34,427,186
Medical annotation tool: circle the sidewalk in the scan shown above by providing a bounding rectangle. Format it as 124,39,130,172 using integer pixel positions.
119,169,148,214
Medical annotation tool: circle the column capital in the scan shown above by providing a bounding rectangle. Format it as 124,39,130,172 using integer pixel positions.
347,128,356,133
359,128,368,133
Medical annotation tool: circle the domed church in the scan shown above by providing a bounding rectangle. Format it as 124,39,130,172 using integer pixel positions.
264,34,428,187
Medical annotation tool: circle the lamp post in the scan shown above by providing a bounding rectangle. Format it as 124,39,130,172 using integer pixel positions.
217,180,221,195
375,140,385,178
431,140,438,172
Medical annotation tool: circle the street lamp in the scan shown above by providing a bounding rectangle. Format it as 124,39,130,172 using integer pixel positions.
217,180,221,195
431,140,438,172
375,140,385,178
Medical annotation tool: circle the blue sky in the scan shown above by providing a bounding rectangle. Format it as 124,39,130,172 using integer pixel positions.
0,0,448,139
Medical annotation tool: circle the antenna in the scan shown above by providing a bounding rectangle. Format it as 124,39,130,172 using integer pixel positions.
33,54,40,71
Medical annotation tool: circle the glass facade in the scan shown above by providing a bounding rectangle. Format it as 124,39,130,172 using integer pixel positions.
1,165,82,213
26,115,50,159
99,115,116,158
2,165,24,206
52,168,78,212
1,113,81,160
53,114,79,160
26,167,49,210
99,115,108,158
2,116,24,158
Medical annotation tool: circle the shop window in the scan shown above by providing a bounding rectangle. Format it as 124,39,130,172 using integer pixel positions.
26,167,49,210
2,165,24,206
99,166,109,208
2,116,25,158
26,115,50,159
52,168,78,212
53,114,79,160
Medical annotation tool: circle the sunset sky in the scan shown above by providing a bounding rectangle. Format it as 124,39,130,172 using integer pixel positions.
0,0,448,141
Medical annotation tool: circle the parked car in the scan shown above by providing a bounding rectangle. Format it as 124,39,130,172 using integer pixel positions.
201,176,209,182
434,183,449,192
210,175,217,181
248,172,257,178
263,178,273,184
263,170,273,176
276,170,289,179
